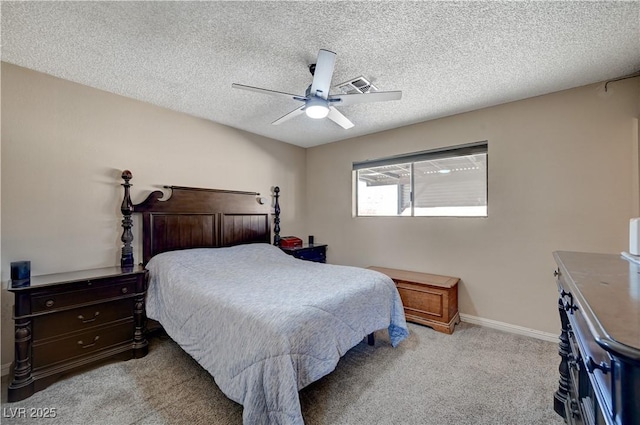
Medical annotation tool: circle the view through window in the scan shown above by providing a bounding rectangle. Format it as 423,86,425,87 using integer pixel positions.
354,142,488,217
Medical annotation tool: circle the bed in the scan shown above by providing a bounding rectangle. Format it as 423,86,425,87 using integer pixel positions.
120,171,409,424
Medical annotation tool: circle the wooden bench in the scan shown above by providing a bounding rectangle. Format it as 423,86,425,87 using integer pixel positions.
368,266,460,334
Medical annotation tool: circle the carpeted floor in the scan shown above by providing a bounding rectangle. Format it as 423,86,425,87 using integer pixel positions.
1,322,565,425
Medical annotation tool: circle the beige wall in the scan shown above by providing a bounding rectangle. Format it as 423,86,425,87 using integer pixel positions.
306,79,640,335
0,63,307,366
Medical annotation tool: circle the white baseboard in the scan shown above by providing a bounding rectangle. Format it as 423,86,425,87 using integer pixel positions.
2,362,12,377
460,313,558,343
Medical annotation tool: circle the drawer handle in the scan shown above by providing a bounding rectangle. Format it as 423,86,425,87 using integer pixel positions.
77,336,100,349
586,356,611,375
45,299,55,308
78,311,100,323
121,287,128,294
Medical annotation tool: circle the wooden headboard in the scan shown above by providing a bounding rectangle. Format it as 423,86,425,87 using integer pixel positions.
119,171,277,266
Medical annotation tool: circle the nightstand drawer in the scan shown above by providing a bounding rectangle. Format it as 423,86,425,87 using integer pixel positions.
31,276,138,313
281,244,327,263
295,249,326,262
33,299,134,341
32,320,134,369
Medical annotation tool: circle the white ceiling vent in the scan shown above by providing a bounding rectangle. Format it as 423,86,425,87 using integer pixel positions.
335,76,378,94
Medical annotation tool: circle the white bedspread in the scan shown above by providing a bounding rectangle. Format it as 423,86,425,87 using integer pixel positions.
145,243,408,425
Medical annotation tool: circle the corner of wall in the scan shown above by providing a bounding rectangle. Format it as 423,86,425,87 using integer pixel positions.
634,117,640,215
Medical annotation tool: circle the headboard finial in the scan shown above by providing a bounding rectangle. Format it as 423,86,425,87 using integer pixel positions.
121,170,134,269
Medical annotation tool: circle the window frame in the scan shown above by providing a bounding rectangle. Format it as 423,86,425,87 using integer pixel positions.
353,141,488,218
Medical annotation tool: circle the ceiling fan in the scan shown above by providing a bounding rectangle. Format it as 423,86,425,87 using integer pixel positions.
232,49,402,129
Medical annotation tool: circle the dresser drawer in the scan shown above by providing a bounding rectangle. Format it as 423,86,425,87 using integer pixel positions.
32,299,134,341
31,276,138,313
32,320,134,370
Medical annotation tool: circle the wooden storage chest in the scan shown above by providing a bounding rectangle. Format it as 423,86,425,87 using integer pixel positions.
368,266,460,334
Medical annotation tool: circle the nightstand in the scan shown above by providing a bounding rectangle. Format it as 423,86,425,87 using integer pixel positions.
280,244,327,263
8,266,148,402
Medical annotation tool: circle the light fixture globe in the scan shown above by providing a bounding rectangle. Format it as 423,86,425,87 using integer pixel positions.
305,97,329,119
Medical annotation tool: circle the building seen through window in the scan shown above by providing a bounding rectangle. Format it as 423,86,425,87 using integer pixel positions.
354,142,488,217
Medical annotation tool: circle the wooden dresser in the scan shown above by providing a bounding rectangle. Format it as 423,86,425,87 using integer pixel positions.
553,251,640,425
368,266,460,334
8,266,148,402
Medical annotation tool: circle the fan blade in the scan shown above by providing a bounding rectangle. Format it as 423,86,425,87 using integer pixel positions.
327,106,354,129
328,90,402,106
232,83,305,101
310,49,336,99
271,105,306,125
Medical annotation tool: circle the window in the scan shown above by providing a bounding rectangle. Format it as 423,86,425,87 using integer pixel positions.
353,142,488,217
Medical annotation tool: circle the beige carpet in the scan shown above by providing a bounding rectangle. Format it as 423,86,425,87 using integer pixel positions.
1,322,565,425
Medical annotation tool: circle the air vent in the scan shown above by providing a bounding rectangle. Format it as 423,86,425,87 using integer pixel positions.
335,76,378,94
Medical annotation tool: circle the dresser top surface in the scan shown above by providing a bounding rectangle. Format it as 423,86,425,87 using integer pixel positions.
9,265,146,292
554,251,640,353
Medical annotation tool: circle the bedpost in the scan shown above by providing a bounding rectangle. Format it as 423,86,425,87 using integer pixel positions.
273,186,281,246
121,170,134,269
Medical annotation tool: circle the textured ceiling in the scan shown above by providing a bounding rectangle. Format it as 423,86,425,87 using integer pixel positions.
2,1,639,148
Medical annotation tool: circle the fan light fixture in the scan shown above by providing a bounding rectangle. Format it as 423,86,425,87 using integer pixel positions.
305,98,329,119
